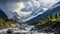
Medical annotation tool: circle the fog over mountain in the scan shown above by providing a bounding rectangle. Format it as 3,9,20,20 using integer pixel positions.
0,0,60,23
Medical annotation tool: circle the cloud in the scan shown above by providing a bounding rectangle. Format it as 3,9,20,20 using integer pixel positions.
0,0,29,5
0,2,25,19
0,0,32,19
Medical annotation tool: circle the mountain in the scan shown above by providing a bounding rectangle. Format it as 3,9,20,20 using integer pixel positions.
0,0,59,24
0,9,7,19
25,1,60,24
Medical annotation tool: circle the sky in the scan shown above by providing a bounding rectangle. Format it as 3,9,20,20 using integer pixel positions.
0,0,60,23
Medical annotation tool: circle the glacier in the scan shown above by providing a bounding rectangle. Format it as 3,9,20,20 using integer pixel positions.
0,0,60,24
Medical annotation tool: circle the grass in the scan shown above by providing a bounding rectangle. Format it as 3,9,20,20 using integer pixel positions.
0,17,19,29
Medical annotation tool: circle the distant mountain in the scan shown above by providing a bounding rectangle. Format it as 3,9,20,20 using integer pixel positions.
0,9,7,19
25,2,60,24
